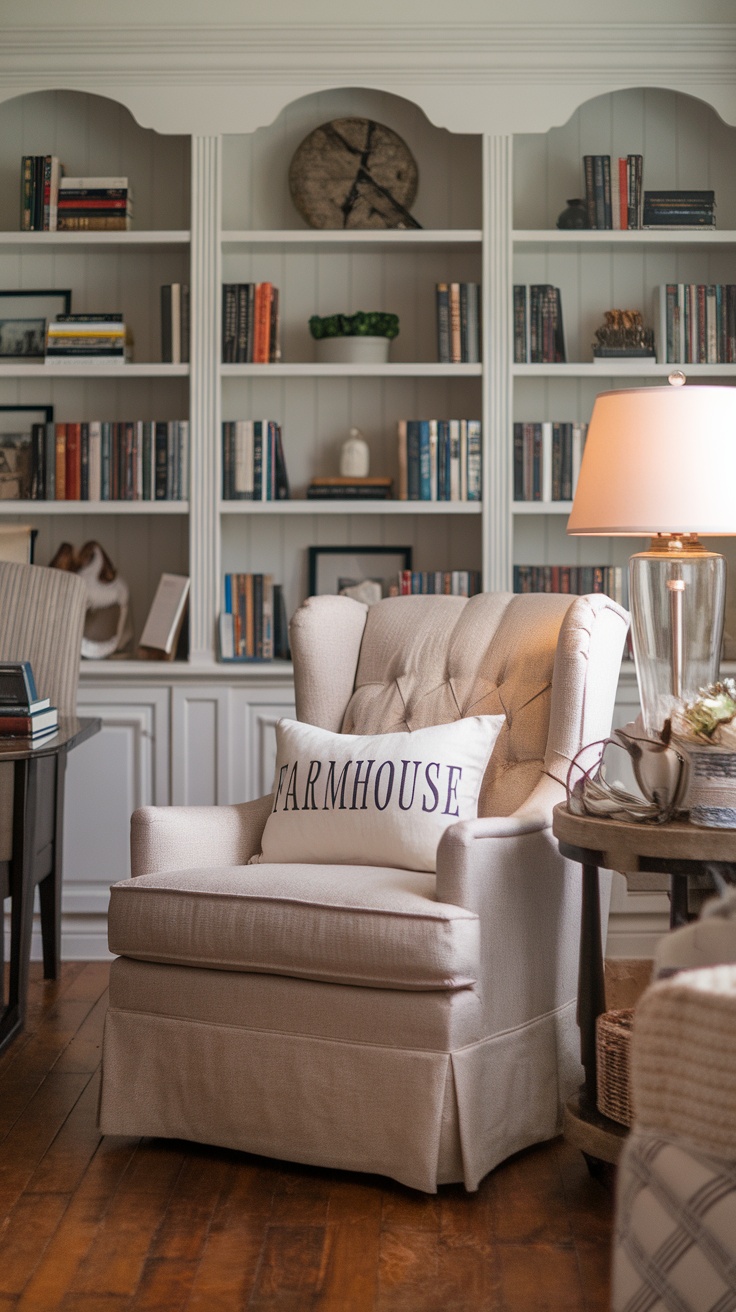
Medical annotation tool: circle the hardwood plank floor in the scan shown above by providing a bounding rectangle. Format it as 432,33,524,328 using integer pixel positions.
0,963,616,1310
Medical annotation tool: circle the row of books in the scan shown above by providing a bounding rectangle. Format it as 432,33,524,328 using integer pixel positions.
221,420,290,501
26,420,188,502
219,574,290,661
161,284,190,364
397,570,482,597
582,154,644,230
436,282,481,363
513,564,625,605
45,314,129,363
396,420,482,501
655,283,736,364
20,160,133,232
513,286,566,364
643,190,716,229
513,422,588,502
0,661,58,741
222,283,281,364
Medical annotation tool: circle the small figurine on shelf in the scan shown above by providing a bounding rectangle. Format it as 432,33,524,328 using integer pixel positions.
592,308,655,360
556,198,589,230
340,427,370,478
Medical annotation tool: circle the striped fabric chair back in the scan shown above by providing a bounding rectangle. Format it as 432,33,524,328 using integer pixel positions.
0,562,87,716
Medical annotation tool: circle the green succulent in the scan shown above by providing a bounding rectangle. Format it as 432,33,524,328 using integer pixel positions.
309,311,400,340
681,679,736,739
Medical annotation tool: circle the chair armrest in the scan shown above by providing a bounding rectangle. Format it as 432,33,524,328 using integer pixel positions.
436,773,566,907
436,774,585,1034
130,794,273,876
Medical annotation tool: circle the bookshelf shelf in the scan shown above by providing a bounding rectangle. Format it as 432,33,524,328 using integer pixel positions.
512,502,572,516
513,229,736,246
222,229,482,251
0,230,190,252
220,362,482,378
0,501,189,516
219,500,482,515
512,363,736,378
0,363,190,378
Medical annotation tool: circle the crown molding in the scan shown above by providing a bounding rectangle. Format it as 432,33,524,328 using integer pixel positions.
1,22,735,133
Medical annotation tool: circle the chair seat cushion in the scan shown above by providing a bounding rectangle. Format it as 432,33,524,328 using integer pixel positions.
108,863,480,991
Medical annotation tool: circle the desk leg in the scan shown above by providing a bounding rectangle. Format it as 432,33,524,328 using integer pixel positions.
578,863,606,1108
1,759,38,1050
38,751,66,980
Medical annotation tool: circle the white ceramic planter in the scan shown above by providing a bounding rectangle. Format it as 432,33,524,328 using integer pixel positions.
316,336,391,364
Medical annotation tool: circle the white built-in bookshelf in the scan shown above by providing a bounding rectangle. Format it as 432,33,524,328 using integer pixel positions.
512,88,736,634
2,84,736,661
1,26,733,957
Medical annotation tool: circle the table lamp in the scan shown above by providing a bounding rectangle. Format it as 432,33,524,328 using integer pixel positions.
567,375,736,736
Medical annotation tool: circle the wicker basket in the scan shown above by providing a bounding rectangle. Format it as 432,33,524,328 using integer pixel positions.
596,1007,635,1126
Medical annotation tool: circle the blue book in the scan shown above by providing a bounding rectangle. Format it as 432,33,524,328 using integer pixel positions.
224,573,232,613
406,421,420,500
418,420,431,500
467,420,482,501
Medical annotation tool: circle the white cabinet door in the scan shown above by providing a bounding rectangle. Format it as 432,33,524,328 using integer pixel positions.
171,685,232,805
60,685,170,960
228,686,297,803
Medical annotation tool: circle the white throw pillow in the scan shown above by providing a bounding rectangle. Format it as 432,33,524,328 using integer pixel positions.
254,715,505,873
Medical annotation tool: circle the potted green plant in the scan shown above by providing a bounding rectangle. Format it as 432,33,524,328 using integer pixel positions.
309,311,400,364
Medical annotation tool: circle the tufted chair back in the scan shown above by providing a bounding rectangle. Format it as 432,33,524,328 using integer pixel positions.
290,590,628,818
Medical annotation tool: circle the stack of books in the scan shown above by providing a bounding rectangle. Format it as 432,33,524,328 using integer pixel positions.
29,420,188,501
436,283,481,363
513,564,625,604
221,421,289,501
307,476,393,500
57,176,133,231
643,190,716,229
396,420,482,501
513,422,588,502
219,574,290,661
222,283,281,363
45,314,129,364
397,570,482,597
513,287,566,363
655,283,736,364
582,154,643,229
0,662,58,741
161,284,190,364
20,155,63,231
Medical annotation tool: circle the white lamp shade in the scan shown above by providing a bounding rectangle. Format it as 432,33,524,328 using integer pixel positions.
567,384,736,536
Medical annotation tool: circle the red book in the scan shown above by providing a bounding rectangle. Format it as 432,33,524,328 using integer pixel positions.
253,283,272,364
55,424,67,501
618,158,628,230
65,422,81,499
57,198,128,209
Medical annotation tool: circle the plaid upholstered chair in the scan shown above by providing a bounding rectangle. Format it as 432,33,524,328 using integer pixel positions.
0,562,87,1004
100,590,628,1192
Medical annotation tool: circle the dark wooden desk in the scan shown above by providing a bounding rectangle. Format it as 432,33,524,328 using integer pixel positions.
552,804,736,1166
0,716,101,1054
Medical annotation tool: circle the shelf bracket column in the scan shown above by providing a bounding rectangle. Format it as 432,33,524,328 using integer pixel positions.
189,135,222,663
483,134,513,592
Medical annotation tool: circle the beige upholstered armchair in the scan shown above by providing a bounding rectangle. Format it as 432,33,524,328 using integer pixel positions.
100,591,628,1192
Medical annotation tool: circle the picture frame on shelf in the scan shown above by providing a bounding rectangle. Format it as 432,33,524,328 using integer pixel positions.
0,289,72,359
308,545,413,602
0,404,53,501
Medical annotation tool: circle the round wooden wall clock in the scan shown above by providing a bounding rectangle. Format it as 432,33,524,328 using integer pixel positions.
289,117,421,230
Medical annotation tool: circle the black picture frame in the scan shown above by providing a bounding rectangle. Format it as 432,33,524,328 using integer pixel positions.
0,404,54,504
0,289,72,359
308,545,413,598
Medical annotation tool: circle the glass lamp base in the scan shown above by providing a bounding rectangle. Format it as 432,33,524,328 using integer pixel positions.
629,537,726,737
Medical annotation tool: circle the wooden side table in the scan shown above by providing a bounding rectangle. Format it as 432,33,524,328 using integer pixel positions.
0,717,101,1054
551,804,736,1166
